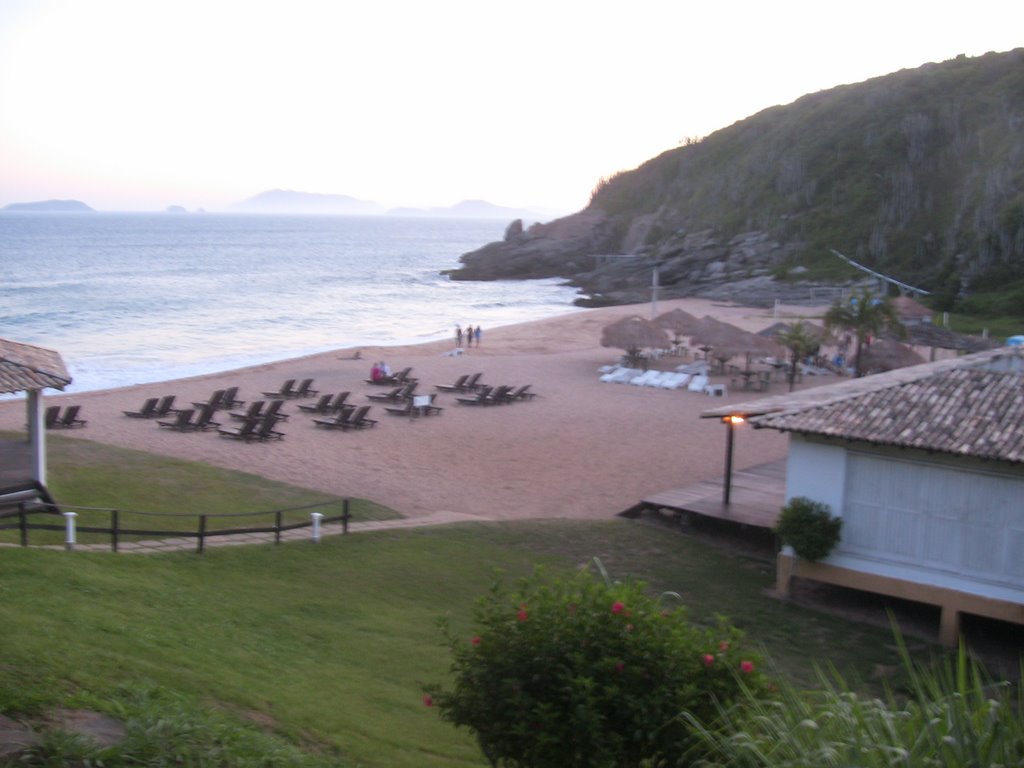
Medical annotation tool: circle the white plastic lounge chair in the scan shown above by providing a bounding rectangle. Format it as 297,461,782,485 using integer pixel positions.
687,374,709,392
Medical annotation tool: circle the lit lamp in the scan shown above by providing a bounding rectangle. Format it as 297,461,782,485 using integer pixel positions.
721,414,745,504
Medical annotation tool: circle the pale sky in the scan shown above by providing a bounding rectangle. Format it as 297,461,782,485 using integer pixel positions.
0,0,1020,213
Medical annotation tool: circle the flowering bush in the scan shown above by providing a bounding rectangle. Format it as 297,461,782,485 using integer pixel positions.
425,566,766,767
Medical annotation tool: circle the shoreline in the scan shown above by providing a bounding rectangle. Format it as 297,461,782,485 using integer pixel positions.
0,298,829,521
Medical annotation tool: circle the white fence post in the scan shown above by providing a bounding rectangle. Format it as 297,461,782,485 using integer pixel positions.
311,512,323,543
63,511,78,551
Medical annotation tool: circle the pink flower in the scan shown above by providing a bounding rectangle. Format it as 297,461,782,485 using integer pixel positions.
740,660,755,674
471,636,482,646
517,608,529,622
703,654,715,667
611,601,625,614
423,694,434,707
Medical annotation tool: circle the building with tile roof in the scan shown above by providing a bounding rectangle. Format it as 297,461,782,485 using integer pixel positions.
702,346,1024,646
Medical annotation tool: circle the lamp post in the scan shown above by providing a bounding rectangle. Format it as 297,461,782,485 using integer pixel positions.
721,414,745,504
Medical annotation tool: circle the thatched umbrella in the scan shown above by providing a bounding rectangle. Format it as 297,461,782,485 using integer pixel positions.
652,308,700,345
689,316,783,370
601,315,670,367
854,338,925,374
759,321,829,346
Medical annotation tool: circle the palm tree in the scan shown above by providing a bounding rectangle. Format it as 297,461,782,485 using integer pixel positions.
775,321,819,391
823,288,903,377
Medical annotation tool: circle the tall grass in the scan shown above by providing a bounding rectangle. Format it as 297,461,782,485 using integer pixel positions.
688,631,1024,766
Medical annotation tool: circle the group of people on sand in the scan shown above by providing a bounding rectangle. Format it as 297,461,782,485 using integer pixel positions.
369,360,392,382
455,324,481,348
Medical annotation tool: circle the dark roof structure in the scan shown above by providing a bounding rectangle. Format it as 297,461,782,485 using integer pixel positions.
701,346,1024,465
0,338,71,394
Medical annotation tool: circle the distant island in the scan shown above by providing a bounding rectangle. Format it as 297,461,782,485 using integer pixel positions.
2,199,94,212
231,189,385,216
230,189,560,220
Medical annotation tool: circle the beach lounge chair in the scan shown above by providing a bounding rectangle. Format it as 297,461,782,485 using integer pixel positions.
253,414,285,440
385,394,442,417
455,386,493,405
687,374,709,392
366,386,404,403
191,404,221,431
263,399,289,421
157,408,196,430
505,385,536,402
262,379,295,398
327,391,350,411
44,405,61,429
191,389,225,410
217,417,261,441
229,400,265,421
484,385,514,404
53,405,87,429
313,410,353,429
291,378,318,398
343,405,377,429
298,393,336,413
433,374,468,392
221,386,244,409
123,397,159,418
154,395,178,416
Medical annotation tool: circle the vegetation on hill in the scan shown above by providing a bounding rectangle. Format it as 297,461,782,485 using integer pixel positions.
567,49,1024,316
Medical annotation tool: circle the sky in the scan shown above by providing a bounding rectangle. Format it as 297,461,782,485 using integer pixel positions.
0,1,1020,214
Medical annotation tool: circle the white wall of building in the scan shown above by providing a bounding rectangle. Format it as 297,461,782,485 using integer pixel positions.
784,434,1024,605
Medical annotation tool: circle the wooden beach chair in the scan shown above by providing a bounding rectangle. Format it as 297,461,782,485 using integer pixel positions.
54,405,87,428
298,393,336,414
262,379,295,398
290,378,318,398
229,400,265,421
191,389,225,410
157,408,196,430
123,397,159,418
154,395,178,416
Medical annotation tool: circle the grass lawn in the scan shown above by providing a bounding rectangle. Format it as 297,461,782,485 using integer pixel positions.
0,433,399,548
0,439,914,766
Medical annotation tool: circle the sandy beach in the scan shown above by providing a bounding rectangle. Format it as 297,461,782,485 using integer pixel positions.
0,298,830,521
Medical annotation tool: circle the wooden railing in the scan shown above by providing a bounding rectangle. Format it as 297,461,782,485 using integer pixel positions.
0,499,353,554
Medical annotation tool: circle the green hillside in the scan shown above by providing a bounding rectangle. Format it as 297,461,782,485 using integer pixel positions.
588,48,1024,308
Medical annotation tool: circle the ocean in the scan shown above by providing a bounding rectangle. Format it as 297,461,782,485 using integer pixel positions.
0,213,581,394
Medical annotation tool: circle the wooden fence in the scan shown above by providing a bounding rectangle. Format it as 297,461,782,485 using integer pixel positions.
0,498,353,554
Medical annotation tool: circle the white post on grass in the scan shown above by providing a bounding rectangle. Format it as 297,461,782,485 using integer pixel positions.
311,512,324,543
63,511,77,551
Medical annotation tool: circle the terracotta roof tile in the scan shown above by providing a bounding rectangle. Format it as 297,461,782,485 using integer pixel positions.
753,367,1024,463
0,338,71,394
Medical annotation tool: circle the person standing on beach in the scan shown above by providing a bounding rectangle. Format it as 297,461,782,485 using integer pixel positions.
455,325,463,348
474,325,482,346
465,323,474,347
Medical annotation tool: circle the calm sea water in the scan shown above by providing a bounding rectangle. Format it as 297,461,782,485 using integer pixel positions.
0,213,581,394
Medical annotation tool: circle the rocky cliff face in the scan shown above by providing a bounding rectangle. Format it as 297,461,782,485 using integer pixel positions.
447,214,847,307
446,49,1024,311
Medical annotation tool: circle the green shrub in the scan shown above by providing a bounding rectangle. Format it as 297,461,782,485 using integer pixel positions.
775,497,842,562
425,564,767,768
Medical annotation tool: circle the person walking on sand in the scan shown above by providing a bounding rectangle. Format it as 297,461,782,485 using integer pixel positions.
455,325,463,348
474,325,482,346
465,323,474,347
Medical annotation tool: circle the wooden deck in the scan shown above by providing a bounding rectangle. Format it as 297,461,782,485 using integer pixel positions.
634,459,787,530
